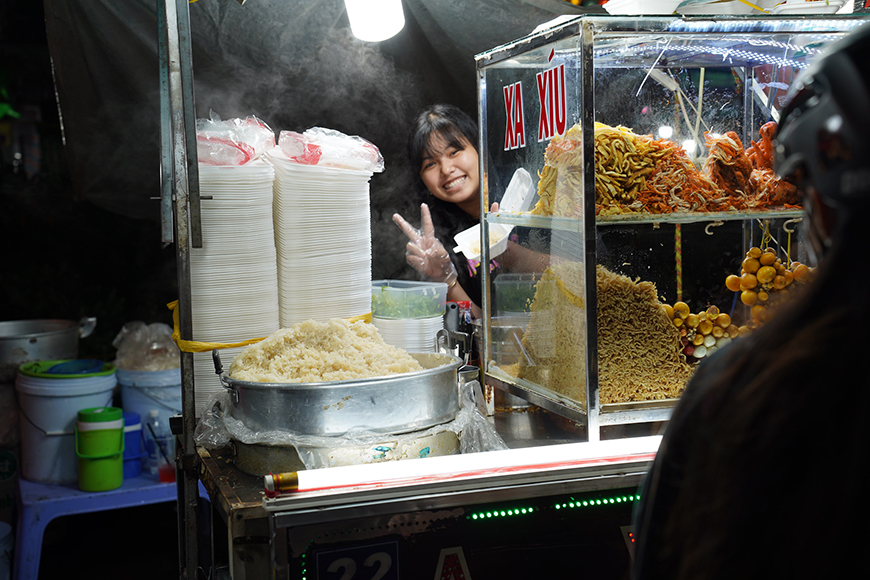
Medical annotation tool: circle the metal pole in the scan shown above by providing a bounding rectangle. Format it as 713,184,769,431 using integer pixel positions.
158,0,201,577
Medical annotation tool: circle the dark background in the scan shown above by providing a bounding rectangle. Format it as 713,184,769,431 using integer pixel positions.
0,0,600,361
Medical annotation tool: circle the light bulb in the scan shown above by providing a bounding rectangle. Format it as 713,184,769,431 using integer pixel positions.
345,0,405,42
682,139,697,156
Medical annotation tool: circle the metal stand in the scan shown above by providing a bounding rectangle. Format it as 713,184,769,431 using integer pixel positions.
157,0,203,577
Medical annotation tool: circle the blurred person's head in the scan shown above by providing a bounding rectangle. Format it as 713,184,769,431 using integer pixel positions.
774,23,870,260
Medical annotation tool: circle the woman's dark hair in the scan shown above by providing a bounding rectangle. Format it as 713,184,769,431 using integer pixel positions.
407,103,479,175
406,103,482,304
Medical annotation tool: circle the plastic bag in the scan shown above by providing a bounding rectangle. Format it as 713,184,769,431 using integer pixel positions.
194,379,506,470
112,321,181,371
277,127,384,172
196,112,276,166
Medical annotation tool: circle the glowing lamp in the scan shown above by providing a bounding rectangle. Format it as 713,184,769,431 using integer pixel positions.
345,0,405,42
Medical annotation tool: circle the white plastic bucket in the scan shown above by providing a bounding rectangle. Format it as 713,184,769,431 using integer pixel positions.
117,368,182,431
15,362,116,485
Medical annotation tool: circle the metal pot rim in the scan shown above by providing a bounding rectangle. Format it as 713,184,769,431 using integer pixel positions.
0,318,96,340
220,352,462,391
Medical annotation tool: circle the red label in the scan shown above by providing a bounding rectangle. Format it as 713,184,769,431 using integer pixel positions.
536,62,567,142
503,81,526,151
434,547,472,580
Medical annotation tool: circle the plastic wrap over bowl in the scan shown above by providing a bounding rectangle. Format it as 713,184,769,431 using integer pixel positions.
218,352,462,436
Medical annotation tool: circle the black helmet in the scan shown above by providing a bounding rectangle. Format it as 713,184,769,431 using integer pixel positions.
774,23,870,206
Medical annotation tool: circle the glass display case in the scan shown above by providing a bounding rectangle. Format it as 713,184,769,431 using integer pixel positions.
475,14,868,441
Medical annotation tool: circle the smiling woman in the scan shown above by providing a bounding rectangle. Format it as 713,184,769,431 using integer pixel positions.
418,132,481,218
392,104,488,314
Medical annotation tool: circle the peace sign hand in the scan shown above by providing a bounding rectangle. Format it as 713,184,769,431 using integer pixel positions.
392,203,458,286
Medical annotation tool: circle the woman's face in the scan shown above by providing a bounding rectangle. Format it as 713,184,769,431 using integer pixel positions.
419,133,480,216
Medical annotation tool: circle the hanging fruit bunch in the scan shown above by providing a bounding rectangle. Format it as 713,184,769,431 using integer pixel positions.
663,302,742,362
724,245,814,329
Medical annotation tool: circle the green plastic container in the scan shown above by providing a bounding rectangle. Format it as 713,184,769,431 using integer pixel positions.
75,406,125,492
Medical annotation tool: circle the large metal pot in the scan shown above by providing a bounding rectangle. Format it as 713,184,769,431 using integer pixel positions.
217,352,462,436
0,318,97,383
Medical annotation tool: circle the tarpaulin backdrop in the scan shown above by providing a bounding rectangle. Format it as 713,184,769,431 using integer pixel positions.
42,0,599,279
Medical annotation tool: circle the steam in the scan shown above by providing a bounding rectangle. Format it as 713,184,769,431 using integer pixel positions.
192,9,424,280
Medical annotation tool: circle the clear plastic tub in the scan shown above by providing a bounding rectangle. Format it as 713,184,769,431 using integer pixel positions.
371,280,448,319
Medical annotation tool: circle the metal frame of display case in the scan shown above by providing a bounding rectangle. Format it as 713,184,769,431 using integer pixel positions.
475,14,869,442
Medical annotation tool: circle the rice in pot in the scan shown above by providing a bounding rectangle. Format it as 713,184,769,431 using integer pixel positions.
228,318,423,383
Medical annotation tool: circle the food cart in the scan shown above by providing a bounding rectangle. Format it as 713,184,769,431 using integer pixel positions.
158,4,868,578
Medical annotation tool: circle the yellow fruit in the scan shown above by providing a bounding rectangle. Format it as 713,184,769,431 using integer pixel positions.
673,301,690,319
663,304,674,319
685,313,699,328
742,257,761,274
740,273,758,290
756,265,776,284
793,263,810,282
698,319,713,335
759,252,777,266
725,274,742,292
740,290,758,306
716,313,731,328
783,271,794,286
751,304,766,322
772,275,787,290
758,291,769,302
706,305,720,318
727,324,740,338
747,247,762,259
692,333,705,346
712,326,724,338
673,317,683,327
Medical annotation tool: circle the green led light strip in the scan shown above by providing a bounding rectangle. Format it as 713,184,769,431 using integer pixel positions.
467,506,535,520
466,492,641,521
554,493,641,510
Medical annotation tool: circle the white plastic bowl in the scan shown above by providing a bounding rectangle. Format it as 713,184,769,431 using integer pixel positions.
453,223,512,262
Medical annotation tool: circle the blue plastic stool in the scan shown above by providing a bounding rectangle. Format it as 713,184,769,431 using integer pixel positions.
13,474,178,580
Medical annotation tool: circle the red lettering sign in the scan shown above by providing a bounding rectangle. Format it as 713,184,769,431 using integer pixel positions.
536,62,567,142
503,81,525,151
434,547,473,580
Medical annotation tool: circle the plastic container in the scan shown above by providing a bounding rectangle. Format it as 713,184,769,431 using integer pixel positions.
493,273,540,315
371,280,448,319
453,168,534,262
15,360,116,484
453,223,512,262
144,410,175,483
75,407,124,492
117,367,182,434
122,411,145,478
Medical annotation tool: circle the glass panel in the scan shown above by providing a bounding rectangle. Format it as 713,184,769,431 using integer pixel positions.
476,15,864,440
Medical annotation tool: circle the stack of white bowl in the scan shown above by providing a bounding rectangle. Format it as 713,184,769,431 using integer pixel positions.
190,161,280,414
266,148,373,327
372,316,444,353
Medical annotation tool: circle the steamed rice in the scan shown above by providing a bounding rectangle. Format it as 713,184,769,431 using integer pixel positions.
228,318,423,383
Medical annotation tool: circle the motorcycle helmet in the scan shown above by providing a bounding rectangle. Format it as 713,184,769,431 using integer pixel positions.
774,23,870,206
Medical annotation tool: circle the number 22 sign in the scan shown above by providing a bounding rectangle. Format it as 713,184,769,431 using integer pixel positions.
316,541,399,580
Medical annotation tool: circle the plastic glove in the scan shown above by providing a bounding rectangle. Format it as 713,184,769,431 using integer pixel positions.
392,203,458,286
